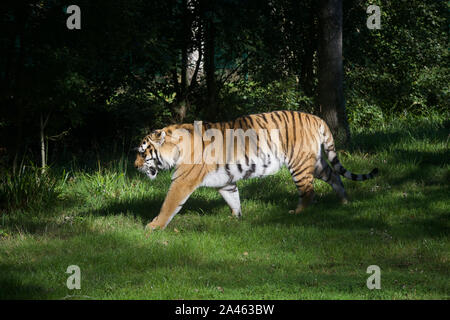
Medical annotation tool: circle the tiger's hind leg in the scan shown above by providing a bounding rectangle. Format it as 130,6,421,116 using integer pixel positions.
314,158,348,204
289,157,316,214
218,184,242,218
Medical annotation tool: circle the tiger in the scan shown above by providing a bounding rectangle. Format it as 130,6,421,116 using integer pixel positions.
134,110,378,231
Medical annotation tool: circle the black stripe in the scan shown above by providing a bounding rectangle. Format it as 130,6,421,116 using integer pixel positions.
242,163,256,179
247,117,259,148
274,112,283,124
155,150,163,165
290,112,297,160
172,166,191,182
293,166,308,178
330,157,340,166
233,119,239,129
326,144,335,152
253,118,265,150
281,111,290,155
305,114,311,127
269,113,277,125
253,116,265,129
238,118,245,129
245,115,254,128
258,113,269,125
225,164,234,183
272,113,286,152
338,165,346,175
265,127,273,152
316,166,326,178
222,184,237,193
288,153,303,173
296,177,309,187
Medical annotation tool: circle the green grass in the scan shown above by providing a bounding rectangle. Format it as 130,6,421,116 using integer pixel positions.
0,118,449,299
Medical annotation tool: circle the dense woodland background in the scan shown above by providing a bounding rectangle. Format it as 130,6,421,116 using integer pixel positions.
1,0,448,173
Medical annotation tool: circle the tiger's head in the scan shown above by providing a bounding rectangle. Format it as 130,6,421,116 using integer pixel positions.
134,129,179,179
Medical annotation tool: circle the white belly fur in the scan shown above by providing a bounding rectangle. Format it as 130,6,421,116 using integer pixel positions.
200,155,284,188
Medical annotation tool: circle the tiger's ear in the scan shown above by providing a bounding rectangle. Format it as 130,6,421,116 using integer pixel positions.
149,130,166,147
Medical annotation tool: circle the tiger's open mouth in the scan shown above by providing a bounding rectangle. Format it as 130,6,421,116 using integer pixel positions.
144,166,157,179
136,164,158,180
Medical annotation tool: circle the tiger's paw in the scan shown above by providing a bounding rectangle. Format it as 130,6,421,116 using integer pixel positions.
145,221,164,234
289,207,304,214
231,209,242,219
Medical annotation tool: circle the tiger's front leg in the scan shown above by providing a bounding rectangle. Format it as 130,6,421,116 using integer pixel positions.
146,178,199,231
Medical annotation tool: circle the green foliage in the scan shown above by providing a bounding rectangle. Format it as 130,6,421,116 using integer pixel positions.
344,0,449,115
347,102,385,129
0,164,67,211
220,78,315,119
105,88,172,140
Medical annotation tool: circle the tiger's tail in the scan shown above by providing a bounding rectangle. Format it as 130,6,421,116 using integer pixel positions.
320,121,378,181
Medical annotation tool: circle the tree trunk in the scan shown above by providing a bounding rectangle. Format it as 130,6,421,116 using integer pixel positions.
40,113,48,173
177,0,190,123
317,0,350,145
181,0,188,97
12,101,23,175
204,15,217,121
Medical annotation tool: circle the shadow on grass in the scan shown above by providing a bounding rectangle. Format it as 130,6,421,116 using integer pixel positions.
0,276,51,299
75,190,227,223
248,185,449,239
381,149,449,190
0,225,448,300
349,120,449,153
